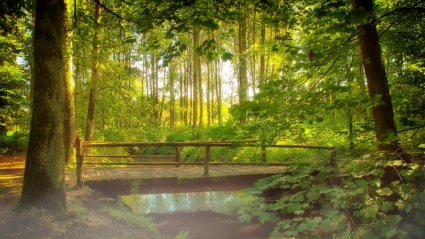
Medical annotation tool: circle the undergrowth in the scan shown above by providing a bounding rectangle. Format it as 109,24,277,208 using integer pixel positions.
238,153,425,238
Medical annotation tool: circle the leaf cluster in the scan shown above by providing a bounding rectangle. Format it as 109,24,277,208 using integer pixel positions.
238,154,425,238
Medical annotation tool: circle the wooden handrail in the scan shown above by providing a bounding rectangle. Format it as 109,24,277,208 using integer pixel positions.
83,142,233,147
84,155,175,158
82,162,289,166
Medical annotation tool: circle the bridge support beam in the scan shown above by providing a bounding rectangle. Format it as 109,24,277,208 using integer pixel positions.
203,146,210,176
174,146,180,168
76,136,84,188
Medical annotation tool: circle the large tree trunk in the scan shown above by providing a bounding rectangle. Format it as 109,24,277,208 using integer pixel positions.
19,0,66,212
351,0,400,152
85,0,102,141
64,0,75,166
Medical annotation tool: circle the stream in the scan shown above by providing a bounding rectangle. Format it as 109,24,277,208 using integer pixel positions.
120,191,275,239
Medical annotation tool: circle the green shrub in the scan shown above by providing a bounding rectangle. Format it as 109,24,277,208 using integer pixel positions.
0,131,28,154
238,153,425,238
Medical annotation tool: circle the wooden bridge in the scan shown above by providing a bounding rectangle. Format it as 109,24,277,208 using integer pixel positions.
75,138,336,194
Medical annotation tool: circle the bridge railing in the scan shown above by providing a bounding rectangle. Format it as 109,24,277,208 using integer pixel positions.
75,137,336,188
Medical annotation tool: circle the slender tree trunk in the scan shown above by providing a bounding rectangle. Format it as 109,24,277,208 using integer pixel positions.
184,55,189,125
207,61,211,127
85,1,102,141
159,69,166,125
216,59,222,125
192,27,200,128
259,24,265,90
64,0,75,166
198,33,203,128
238,14,248,122
238,15,248,104
170,62,175,128
179,62,184,125
351,0,400,152
251,13,256,97
19,0,66,212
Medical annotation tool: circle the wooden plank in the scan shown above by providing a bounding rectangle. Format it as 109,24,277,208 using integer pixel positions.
83,142,234,148
82,162,289,166
84,155,175,159
266,145,335,150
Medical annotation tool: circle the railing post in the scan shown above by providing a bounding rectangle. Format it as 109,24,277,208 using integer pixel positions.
76,136,84,188
329,148,337,166
203,146,210,177
261,145,266,162
174,146,180,168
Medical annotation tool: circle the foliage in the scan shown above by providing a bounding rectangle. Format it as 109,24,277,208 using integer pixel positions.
0,131,28,154
238,153,425,238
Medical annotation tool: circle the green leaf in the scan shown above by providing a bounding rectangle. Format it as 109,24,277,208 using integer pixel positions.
239,213,252,223
361,205,378,219
377,187,392,196
356,178,368,188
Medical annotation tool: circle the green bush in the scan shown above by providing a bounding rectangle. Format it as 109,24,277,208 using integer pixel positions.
238,153,425,238
0,131,28,154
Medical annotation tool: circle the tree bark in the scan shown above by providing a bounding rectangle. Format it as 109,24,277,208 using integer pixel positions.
192,27,200,128
259,24,265,90
238,15,248,105
19,0,66,212
64,0,75,166
207,61,211,127
351,0,400,152
85,0,102,141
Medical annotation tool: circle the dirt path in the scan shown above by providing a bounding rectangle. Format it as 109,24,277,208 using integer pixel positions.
0,153,25,213
0,154,162,239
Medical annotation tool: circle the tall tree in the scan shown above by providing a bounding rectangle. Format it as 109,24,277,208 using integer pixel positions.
192,27,200,128
19,0,66,212
238,12,248,122
85,0,102,141
64,0,75,165
351,0,400,152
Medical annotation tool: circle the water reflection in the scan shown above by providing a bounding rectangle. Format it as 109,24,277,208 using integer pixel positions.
121,191,242,215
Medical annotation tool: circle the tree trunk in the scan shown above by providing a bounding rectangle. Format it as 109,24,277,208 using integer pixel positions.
19,0,66,212
216,59,222,125
207,61,211,127
351,0,400,152
85,0,102,141
192,27,200,128
238,15,248,104
238,14,248,122
259,24,265,89
64,0,75,166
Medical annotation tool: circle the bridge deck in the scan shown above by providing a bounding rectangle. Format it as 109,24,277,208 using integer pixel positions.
84,165,287,181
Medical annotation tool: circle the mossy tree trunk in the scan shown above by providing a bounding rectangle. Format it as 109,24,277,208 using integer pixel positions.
85,0,102,142
64,0,75,166
19,0,67,212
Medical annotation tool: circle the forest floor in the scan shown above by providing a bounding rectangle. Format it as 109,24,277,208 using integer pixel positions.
0,153,275,239
0,153,167,239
